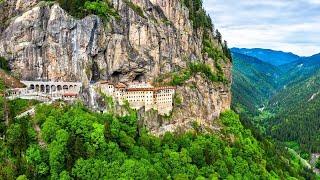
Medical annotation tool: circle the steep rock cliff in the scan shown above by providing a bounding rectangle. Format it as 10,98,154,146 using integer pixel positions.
0,0,231,134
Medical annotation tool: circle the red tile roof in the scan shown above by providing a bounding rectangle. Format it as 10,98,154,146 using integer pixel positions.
115,83,127,88
63,92,78,97
126,88,154,92
99,80,110,84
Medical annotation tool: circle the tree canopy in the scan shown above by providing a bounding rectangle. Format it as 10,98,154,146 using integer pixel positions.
0,101,314,179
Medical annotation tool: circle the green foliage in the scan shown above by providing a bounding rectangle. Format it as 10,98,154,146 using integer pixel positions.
46,0,120,20
170,69,192,86
174,93,182,106
84,1,120,21
0,103,314,179
189,62,220,82
170,62,226,86
316,158,320,169
8,99,39,118
231,52,281,115
123,0,146,18
182,0,213,30
232,50,320,155
0,56,9,72
267,70,320,152
202,37,227,83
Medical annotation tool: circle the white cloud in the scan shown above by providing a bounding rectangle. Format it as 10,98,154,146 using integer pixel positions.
203,0,320,56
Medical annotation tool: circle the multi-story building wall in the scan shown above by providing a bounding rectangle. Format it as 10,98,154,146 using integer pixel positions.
7,81,82,101
154,87,175,115
98,81,176,115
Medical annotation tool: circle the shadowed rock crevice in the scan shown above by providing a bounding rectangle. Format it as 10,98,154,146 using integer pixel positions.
0,0,232,134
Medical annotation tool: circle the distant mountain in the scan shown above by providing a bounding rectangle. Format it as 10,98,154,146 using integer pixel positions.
231,52,281,114
279,53,320,86
231,48,300,66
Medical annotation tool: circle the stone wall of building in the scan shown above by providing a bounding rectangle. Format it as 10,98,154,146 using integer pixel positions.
98,81,175,115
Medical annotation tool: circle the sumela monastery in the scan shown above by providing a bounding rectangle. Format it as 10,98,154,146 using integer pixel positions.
7,80,176,115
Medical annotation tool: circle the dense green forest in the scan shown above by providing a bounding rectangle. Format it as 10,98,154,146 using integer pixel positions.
231,52,281,115
232,49,320,157
0,81,315,179
267,70,320,153
1,0,319,178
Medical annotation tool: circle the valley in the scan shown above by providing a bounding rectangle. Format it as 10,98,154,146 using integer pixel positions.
0,0,318,179
232,48,320,158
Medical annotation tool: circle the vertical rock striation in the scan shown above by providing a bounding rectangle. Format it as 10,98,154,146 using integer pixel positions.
0,0,232,134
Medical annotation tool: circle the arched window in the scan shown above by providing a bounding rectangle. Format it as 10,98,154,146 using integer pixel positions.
30,84,35,90
40,85,45,92
36,85,40,92
63,85,68,91
57,85,62,91
51,85,57,92
46,85,50,93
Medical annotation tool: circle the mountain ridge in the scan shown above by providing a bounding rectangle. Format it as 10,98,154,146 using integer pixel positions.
231,47,300,66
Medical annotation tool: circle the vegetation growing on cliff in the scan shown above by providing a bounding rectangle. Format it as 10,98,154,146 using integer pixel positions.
169,62,224,86
46,0,120,20
0,101,314,179
182,0,213,30
123,0,146,18
181,0,232,83
0,57,9,72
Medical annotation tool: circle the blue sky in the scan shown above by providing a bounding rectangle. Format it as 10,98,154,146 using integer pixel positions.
203,0,320,56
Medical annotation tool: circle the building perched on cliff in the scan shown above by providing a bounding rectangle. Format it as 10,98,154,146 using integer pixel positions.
7,81,82,101
98,81,176,115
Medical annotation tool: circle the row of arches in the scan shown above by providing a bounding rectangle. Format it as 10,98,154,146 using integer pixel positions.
29,84,78,94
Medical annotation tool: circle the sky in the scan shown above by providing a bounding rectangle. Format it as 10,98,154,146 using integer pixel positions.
203,0,320,56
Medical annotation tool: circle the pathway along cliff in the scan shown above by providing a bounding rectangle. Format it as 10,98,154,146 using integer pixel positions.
0,0,232,135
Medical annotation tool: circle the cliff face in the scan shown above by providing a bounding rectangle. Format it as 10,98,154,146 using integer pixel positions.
0,0,231,134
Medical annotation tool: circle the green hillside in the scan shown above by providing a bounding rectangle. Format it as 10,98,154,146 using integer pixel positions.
267,70,320,152
231,52,280,114
232,49,320,154
0,97,315,179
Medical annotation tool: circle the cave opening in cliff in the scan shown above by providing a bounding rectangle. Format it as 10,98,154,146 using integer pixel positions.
111,71,122,81
133,73,146,82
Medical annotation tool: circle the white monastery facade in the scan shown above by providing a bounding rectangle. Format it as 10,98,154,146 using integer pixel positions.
98,81,176,115
8,81,82,101
7,80,176,115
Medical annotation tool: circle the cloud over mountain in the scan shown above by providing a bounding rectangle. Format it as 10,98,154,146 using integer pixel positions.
203,0,320,56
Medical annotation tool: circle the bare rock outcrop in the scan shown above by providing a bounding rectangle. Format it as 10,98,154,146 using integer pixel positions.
0,0,232,134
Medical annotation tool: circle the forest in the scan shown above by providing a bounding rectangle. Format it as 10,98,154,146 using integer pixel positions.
0,80,316,179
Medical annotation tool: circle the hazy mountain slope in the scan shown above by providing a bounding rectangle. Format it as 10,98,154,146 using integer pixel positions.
279,53,320,86
232,49,320,152
231,52,280,113
267,69,320,152
231,48,300,66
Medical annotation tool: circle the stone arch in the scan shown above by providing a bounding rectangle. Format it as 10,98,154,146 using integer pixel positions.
36,85,40,92
46,85,50,93
51,85,57,92
30,84,35,90
69,85,74,90
40,85,45,92
57,85,62,91
63,85,69,91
